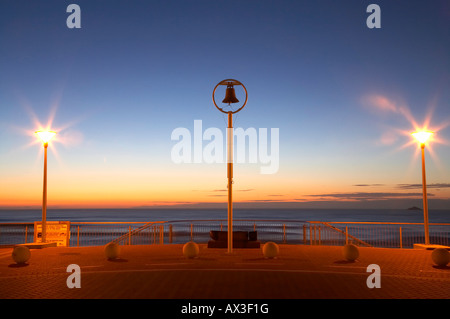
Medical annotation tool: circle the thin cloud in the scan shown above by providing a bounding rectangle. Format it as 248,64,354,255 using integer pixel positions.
362,94,416,125
212,189,254,192
397,183,450,190
305,192,434,201
246,199,284,202
363,95,398,113
377,131,399,146
353,184,385,187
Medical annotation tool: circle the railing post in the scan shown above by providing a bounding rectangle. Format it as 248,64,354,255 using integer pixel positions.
302,224,306,245
169,224,173,244
309,225,312,245
303,225,306,244
318,226,321,245
190,223,193,241
345,226,349,245
283,224,286,243
24,225,28,243
128,226,131,245
77,226,80,247
313,225,317,245
399,226,403,249
159,225,164,245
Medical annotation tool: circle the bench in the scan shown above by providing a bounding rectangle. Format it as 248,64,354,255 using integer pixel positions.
207,230,260,248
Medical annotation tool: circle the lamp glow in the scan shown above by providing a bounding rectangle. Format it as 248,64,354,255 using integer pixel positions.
411,131,433,144
35,130,57,144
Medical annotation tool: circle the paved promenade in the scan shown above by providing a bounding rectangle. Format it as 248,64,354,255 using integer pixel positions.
0,244,448,299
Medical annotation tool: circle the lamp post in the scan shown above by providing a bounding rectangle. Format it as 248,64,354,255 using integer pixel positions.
35,130,57,243
213,79,248,254
411,131,433,245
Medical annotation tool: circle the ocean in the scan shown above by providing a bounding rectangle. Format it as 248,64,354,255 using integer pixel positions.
0,208,449,224
0,208,448,248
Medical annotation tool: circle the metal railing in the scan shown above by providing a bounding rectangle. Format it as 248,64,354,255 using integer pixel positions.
0,220,449,249
116,219,308,246
0,222,34,246
309,221,450,248
0,222,148,247
69,222,149,247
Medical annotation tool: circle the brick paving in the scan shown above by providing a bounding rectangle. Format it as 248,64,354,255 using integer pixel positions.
0,244,448,299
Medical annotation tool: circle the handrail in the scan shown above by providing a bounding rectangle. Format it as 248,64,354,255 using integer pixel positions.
71,222,150,225
313,221,372,247
0,219,448,248
111,221,166,244
109,219,311,246
308,221,450,226
0,221,149,225
1,220,448,226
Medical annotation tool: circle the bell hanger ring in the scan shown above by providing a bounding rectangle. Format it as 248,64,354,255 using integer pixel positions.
212,79,248,114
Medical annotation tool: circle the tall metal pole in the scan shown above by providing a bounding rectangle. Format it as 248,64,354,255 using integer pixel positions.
420,143,430,245
42,142,48,243
227,112,233,253
212,79,247,255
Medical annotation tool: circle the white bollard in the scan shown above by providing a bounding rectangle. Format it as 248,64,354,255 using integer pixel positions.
343,244,359,261
431,248,450,267
12,246,31,264
104,242,121,260
262,242,279,259
183,241,199,259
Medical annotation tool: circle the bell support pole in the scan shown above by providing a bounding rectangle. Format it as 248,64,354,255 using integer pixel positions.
227,111,233,253
212,79,247,255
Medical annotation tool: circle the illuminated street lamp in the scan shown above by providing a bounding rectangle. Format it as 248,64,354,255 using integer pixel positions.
35,130,57,243
213,79,248,254
411,131,433,145
411,130,433,245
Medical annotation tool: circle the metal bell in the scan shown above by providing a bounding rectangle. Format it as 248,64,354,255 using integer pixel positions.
222,83,239,105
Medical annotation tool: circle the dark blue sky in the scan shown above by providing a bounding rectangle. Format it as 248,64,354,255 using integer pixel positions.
1,1,449,208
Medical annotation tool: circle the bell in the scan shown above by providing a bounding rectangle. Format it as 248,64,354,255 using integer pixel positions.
222,83,239,105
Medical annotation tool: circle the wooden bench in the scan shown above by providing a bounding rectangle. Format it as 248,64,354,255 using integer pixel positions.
207,230,260,248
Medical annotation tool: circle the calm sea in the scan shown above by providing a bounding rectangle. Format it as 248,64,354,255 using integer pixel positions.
0,208,448,224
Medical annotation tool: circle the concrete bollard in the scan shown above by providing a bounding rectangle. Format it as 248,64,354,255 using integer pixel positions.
104,242,121,260
12,246,31,264
343,243,359,261
431,248,450,267
262,242,279,259
183,241,199,259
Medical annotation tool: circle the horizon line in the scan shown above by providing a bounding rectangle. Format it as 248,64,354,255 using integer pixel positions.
1,198,450,210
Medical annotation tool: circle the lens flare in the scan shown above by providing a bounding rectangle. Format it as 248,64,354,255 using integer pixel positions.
411,131,433,145
35,130,57,144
